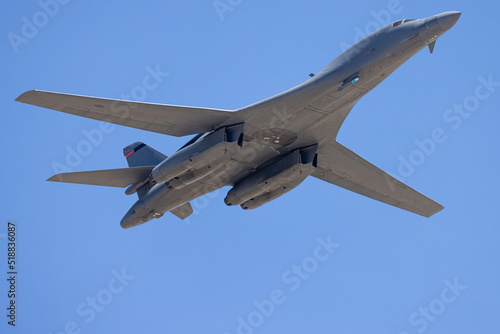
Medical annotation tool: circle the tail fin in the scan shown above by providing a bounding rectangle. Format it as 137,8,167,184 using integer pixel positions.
123,142,167,167
123,142,168,198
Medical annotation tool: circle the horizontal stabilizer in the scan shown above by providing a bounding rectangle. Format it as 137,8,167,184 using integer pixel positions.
48,166,154,188
170,203,194,220
313,142,443,217
16,90,235,137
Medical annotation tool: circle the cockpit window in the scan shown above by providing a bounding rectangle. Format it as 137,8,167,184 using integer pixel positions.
393,20,403,27
392,19,416,27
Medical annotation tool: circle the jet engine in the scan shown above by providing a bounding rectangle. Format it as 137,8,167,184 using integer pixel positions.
224,144,317,209
151,124,243,185
125,124,243,195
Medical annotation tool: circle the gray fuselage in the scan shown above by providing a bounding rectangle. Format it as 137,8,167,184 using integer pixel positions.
120,13,458,228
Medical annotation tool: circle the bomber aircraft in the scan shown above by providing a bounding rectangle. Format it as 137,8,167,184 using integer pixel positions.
16,11,461,229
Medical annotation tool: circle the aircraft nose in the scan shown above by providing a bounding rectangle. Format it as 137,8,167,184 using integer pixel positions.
436,11,461,32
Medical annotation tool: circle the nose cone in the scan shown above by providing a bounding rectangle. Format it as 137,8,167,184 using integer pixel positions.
436,11,461,32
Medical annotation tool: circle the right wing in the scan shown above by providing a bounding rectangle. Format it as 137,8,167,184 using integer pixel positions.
312,142,443,217
16,90,234,137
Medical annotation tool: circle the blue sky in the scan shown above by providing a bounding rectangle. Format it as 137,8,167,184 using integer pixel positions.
2,0,499,333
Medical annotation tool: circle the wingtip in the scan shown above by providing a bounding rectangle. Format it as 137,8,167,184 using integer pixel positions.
425,204,445,218
47,174,63,182
15,90,38,103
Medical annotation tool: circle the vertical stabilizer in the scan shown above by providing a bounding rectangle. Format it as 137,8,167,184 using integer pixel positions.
123,142,167,167
123,142,168,197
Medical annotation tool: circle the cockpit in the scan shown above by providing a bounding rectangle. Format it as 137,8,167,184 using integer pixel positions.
392,18,417,27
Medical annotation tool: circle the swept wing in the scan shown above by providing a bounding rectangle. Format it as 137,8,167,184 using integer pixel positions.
312,142,443,217
16,90,234,137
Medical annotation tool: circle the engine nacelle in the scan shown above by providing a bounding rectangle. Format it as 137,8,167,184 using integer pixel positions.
224,144,317,207
240,174,309,210
150,124,243,186
166,163,219,189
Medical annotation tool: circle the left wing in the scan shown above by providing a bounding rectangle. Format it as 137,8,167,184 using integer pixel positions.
312,142,443,217
16,90,234,137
